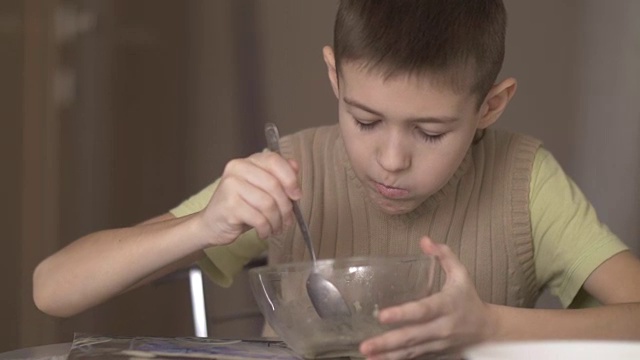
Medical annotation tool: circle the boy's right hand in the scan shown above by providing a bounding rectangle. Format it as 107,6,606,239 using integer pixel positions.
197,151,301,246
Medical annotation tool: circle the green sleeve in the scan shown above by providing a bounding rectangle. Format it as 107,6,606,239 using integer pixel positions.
530,148,628,308
169,179,268,287
197,230,267,288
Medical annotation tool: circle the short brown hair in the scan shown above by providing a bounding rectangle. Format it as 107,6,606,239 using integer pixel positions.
334,0,506,102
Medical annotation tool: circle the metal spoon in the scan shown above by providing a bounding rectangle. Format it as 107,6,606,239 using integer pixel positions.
264,123,351,319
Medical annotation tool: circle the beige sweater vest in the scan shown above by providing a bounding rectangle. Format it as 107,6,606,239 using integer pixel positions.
269,125,542,307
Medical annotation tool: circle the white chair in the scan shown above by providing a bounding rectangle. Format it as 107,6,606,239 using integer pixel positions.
188,256,267,338
189,266,208,337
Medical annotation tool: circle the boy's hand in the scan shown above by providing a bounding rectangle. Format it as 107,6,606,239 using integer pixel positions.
197,151,301,246
359,236,497,359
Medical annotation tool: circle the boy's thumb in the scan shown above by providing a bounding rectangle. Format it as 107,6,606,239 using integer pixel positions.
288,159,300,173
419,236,462,278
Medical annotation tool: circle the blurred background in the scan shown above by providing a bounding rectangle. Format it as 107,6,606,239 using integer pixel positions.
1,0,639,353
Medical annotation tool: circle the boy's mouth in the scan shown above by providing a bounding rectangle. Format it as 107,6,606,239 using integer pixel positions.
373,181,409,199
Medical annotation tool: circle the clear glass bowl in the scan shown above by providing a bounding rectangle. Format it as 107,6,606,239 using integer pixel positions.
248,255,439,359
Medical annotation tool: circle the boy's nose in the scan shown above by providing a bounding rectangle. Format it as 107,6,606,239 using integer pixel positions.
376,135,411,173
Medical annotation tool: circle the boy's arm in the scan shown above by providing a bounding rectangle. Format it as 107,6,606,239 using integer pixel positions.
491,250,640,340
490,146,640,339
33,150,301,318
32,212,211,317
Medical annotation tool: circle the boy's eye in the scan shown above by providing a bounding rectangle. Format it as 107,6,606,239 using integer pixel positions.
417,130,445,143
353,118,379,131
354,119,446,143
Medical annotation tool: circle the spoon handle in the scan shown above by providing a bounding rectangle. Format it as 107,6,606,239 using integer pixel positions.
264,123,317,263
291,204,317,263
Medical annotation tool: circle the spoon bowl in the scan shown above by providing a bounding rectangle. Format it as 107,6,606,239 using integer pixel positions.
264,123,351,319
307,272,351,319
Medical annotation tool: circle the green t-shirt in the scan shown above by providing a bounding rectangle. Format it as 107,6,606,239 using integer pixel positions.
170,147,627,308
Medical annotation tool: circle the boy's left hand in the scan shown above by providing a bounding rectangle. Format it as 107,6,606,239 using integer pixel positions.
359,236,497,359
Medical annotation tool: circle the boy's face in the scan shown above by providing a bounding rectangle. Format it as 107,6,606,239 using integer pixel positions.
324,48,511,215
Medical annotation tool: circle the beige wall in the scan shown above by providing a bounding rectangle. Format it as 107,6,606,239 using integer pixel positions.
4,1,196,352
500,1,640,255
0,0,23,351
499,1,639,307
256,0,338,135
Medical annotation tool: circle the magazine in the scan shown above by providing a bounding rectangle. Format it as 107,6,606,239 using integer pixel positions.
67,333,303,360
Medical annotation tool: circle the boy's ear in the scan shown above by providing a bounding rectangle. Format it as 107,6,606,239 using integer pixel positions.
322,46,340,99
477,77,517,129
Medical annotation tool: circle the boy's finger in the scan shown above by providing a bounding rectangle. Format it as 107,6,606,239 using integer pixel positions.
252,152,302,200
419,236,465,280
217,189,275,240
243,173,294,230
235,180,283,235
360,321,445,358
229,158,295,227
378,294,444,324
288,159,300,173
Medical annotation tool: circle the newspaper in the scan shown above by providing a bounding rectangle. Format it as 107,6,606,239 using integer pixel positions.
67,333,304,360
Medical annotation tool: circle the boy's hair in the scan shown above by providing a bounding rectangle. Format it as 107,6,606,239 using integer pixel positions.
334,0,507,103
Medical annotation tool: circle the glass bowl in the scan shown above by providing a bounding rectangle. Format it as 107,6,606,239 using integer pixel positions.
248,255,439,359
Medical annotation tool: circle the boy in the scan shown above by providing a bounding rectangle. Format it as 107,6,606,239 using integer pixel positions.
33,0,640,359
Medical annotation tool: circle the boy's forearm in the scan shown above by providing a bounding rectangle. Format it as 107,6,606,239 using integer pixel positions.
488,302,640,341
33,213,210,317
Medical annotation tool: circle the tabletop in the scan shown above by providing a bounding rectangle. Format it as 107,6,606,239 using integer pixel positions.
0,334,302,360
0,339,464,359
0,342,70,360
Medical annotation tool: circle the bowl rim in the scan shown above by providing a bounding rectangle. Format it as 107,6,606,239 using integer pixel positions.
247,254,435,275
